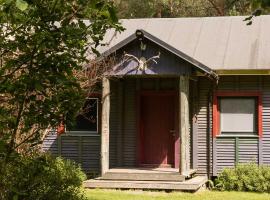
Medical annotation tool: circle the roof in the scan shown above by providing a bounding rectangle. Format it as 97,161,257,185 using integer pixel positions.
99,15,270,71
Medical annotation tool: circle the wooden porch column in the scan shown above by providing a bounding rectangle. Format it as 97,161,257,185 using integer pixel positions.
179,76,190,176
101,77,110,176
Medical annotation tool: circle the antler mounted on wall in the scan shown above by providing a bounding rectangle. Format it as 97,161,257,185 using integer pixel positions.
123,52,161,73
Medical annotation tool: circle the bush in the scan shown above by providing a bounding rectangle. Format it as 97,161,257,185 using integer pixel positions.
215,163,270,192
0,153,87,200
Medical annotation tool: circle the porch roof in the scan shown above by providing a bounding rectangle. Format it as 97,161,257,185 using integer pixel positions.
97,15,270,72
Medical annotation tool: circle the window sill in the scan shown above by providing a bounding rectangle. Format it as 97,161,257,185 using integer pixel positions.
216,134,259,138
62,131,100,137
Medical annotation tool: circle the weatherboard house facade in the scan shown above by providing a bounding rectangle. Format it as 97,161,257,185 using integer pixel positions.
43,16,270,185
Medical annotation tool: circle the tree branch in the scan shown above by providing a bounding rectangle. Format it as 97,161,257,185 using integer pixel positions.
5,94,27,160
207,0,224,16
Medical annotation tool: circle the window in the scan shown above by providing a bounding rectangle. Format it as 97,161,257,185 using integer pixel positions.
219,98,256,134
213,92,262,137
69,98,99,133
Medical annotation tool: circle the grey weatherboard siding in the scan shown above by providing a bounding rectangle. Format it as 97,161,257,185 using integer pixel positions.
43,75,270,177
196,76,270,176
42,131,100,176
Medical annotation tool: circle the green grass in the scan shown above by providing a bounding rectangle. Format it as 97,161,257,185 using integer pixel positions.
85,189,270,200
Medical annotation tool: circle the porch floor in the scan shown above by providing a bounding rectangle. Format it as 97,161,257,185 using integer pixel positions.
83,175,207,191
107,167,179,173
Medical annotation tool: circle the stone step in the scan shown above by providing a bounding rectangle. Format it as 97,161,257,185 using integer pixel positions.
84,176,208,191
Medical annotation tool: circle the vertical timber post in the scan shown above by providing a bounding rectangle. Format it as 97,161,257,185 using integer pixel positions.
101,77,110,176
179,76,190,176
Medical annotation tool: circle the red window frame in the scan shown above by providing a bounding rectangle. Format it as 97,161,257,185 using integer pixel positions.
213,91,262,138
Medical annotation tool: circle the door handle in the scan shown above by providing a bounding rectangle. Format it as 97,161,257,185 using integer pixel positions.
169,130,176,136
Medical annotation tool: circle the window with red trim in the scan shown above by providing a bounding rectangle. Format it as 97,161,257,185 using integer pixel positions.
213,91,262,137
65,93,101,134
69,98,99,132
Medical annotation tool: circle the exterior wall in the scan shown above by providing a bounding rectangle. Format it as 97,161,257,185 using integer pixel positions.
195,76,270,176
109,78,137,168
109,80,118,168
262,79,270,165
42,131,100,177
193,78,212,175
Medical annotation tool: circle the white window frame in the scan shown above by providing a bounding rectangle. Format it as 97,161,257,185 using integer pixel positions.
66,97,99,135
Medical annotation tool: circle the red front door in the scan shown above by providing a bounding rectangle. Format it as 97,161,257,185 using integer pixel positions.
139,92,177,167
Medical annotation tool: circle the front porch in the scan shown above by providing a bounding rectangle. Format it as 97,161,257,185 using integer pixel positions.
101,77,192,175
84,76,201,190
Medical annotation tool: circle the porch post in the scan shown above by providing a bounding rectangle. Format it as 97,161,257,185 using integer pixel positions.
179,76,190,176
101,77,110,176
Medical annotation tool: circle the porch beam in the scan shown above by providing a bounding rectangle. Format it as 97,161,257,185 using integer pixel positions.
179,76,190,176
101,77,110,176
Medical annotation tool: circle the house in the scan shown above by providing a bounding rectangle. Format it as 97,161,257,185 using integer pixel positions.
43,15,270,190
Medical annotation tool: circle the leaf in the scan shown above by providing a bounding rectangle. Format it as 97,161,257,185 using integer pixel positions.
253,9,262,16
16,0,28,11
91,47,100,56
243,16,252,21
108,6,118,23
89,0,98,8
247,21,252,26
100,10,110,18
12,194,18,200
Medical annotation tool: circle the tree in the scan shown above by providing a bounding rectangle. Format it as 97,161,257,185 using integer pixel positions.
244,0,270,24
114,0,269,18
0,0,123,158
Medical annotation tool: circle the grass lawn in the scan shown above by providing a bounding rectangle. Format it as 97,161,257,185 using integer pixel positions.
85,189,270,200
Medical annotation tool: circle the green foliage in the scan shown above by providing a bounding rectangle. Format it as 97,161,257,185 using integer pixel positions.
114,0,261,18
215,163,270,192
0,153,87,200
244,0,270,24
15,0,28,11
0,0,123,155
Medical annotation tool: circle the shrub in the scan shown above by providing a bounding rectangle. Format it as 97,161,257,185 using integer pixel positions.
0,153,87,200
215,163,270,193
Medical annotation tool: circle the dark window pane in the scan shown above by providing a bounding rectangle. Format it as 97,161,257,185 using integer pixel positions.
71,98,98,132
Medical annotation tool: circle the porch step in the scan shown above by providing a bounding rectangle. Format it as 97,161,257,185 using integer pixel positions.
83,176,208,191
100,168,185,182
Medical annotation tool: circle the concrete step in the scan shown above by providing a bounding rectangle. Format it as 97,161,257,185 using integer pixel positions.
84,176,208,191
100,168,185,182
100,172,185,181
